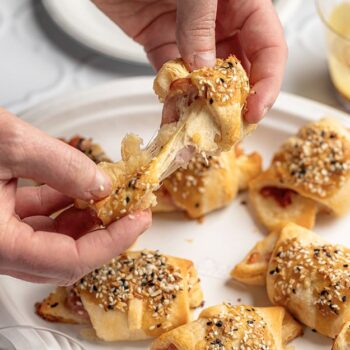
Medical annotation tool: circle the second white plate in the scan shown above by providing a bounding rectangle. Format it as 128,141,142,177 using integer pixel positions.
42,0,302,64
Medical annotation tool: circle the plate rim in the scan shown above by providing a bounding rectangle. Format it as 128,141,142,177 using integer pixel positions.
42,0,149,65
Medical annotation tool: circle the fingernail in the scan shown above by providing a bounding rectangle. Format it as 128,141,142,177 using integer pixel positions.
193,51,216,69
90,169,111,199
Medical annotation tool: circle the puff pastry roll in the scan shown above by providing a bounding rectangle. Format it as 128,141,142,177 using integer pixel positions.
333,322,350,350
151,303,302,350
36,250,203,341
232,223,350,338
76,56,254,225
249,118,350,231
153,146,262,219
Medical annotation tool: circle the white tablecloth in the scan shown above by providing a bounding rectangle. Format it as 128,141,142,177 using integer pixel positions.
0,0,348,326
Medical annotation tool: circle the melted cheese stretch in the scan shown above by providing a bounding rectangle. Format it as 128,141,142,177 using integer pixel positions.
76,57,252,224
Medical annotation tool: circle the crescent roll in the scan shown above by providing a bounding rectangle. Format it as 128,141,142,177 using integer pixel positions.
75,56,254,225
249,118,350,231
232,223,350,338
333,322,350,349
36,250,203,341
151,303,302,350
153,146,262,219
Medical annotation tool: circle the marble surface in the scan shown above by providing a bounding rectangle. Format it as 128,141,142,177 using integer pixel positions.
0,0,347,116
0,0,348,328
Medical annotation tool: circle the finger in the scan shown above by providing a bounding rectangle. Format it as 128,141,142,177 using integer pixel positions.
23,208,100,239
147,42,180,71
228,1,287,123
15,185,72,219
215,33,251,74
134,10,178,70
22,216,57,232
74,210,152,279
0,110,111,201
3,211,151,285
176,0,218,70
0,268,57,284
54,207,100,239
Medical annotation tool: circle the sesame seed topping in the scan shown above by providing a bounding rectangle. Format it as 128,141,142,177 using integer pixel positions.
269,238,350,317
163,153,224,209
204,304,273,349
273,122,350,198
74,250,183,326
191,56,250,106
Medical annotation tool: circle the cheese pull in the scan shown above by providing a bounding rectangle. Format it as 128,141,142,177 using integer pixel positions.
75,56,253,225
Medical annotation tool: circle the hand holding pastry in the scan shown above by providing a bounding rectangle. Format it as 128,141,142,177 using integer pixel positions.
0,109,151,285
92,0,287,122
77,56,253,225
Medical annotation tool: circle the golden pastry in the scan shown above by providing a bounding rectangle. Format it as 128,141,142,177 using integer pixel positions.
36,250,203,341
333,322,350,349
249,118,350,232
76,56,254,225
153,146,262,219
232,223,350,338
151,303,302,350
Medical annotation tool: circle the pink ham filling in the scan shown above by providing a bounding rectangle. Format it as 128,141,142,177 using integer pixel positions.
260,186,296,208
167,345,178,350
65,286,89,321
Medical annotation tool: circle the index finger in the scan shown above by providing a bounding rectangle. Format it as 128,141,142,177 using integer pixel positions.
217,0,287,123
239,2,287,123
0,110,111,201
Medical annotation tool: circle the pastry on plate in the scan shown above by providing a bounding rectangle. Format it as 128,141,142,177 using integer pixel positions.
153,146,262,219
333,321,350,349
249,118,350,231
151,303,302,349
36,250,203,341
232,223,350,338
76,56,255,225
62,135,111,164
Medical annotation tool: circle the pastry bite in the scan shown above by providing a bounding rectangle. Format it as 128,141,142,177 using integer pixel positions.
333,322,350,350
153,146,262,219
232,223,350,338
75,56,254,225
36,250,203,341
62,135,111,164
151,303,302,350
249,118,350,232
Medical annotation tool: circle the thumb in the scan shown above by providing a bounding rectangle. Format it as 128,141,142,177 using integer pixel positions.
176,0,217,70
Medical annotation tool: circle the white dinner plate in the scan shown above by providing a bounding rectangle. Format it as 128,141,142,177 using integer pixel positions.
1,77,350,349
42,0,302,64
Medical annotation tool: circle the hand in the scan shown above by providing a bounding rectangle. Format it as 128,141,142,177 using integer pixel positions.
92,0,287,123
0,109,151,285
